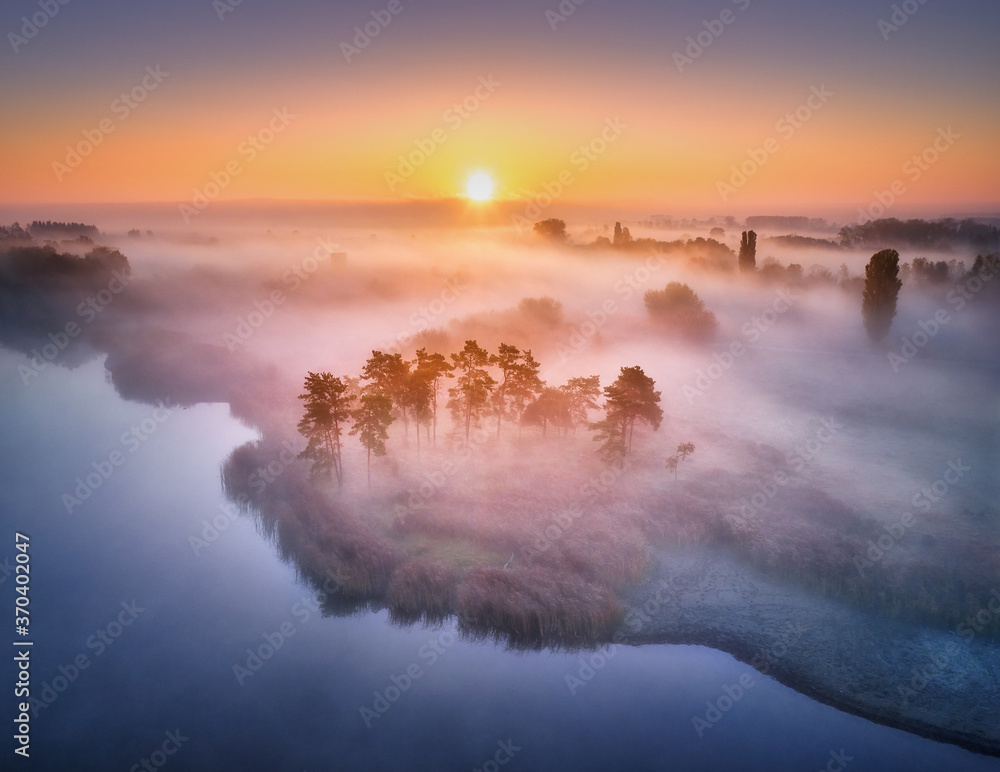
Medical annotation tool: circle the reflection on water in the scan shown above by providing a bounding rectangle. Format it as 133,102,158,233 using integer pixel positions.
2,353,999,770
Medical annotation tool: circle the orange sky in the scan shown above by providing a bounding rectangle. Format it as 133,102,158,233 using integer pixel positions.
1,0,998,217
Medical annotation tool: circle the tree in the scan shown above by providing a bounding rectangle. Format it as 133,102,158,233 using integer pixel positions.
521,387,569,438
665,442,695,484
971,253,1000,279
590,366,663,466
533,219,567,242
861,249,902,342
361,350,410,438
518,296,563,328
644,282,718,342
297,372,354,489
404,368,434,456
349,394,394,490
448,340,496,443
490,343,543,438
412,348,453,447
560,375,601,435
739,230,757,273
613,221,633,247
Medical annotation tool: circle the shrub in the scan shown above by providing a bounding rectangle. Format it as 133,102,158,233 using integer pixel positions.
644,282,718,342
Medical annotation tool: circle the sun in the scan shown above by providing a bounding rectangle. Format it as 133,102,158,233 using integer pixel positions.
466,172,494,201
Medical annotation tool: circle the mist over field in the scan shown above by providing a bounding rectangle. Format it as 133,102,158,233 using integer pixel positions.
5,211,998,595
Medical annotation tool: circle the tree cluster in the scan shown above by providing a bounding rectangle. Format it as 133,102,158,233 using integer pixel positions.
298,343,667,487
839,218,999,251
27,221,101,238
533,219,568,242
643,282,718,342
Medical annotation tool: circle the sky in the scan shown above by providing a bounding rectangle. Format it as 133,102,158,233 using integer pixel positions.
1,0,998,217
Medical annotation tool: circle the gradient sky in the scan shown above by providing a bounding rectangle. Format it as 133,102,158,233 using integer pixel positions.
1,0,998,215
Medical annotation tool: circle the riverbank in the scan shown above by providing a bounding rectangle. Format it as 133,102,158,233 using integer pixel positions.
620,546,1000,757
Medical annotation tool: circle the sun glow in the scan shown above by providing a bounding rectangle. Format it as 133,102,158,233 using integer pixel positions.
466,172,494,201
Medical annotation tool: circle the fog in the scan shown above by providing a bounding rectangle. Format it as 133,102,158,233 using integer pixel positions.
3,213,999,656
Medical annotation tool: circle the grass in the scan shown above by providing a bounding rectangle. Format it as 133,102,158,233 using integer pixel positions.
222,425,1000,648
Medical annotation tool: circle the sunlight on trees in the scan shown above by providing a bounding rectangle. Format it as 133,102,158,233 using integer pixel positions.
297,372,354,488
350,393,394,489
298,344,667,488
448,340,497,443
590,366,663,467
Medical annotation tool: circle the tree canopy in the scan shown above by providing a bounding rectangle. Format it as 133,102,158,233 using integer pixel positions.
297,372,354,488
448,340,497,443
591,365,663,466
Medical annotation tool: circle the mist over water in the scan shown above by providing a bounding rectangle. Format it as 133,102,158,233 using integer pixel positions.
2,210,999,768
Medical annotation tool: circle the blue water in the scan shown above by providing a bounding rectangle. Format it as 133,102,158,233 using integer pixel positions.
1,351,997,771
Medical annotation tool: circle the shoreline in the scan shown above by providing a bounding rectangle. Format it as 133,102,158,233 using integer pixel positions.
618,546,1000,758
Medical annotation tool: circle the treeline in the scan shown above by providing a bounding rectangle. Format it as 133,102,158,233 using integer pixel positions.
593,222,735,270
28,221,101,238
297,343,665,489
532,218,734,271
840,218,999,251
0,223,31,242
